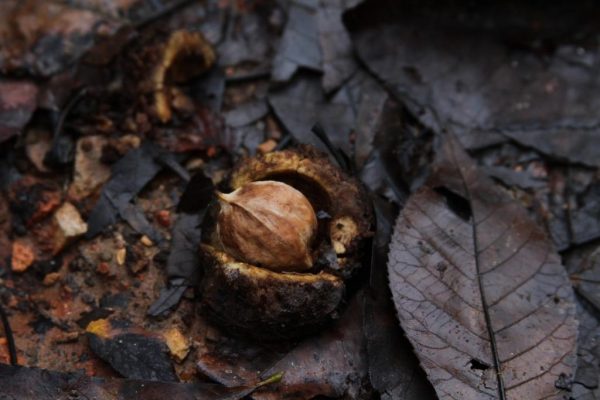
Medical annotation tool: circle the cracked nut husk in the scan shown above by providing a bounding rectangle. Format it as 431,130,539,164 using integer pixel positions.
216,180,317,272
199,145,373,339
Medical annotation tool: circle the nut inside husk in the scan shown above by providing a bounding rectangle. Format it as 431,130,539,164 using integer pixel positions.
215,180,317,272
199,146,373,339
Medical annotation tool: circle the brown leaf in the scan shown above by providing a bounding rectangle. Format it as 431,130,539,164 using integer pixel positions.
387,135,578,399
196,293,369,400
254,292,369,400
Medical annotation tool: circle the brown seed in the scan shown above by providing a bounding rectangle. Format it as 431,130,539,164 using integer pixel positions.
216,181,317,272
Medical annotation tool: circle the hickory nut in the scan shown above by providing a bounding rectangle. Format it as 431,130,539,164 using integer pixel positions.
198,146,373,339
216,180,317,272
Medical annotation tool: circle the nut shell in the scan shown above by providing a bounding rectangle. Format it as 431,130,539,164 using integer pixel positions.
200,245,344,339
216,181,317,272
199,146,372,339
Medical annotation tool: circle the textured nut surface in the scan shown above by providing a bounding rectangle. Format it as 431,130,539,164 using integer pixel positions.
198,146,373,339
200,245,344,339
216,180,317,272
230,146,373,278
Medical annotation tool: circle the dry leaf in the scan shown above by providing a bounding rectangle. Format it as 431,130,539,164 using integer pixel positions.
387,135,578,399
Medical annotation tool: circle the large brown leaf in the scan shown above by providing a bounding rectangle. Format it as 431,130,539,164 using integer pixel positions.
387,135,578,399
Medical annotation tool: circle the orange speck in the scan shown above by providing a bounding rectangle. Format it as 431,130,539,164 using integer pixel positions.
11,240,35,272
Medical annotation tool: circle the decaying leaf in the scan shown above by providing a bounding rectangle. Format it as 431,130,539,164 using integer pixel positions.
569,181,600,247
387,135,578,399
254,292,369,400
85,143,163,239
271,0,322,83
168,215,204,278
147,277,188,318
364,199,435,399
567,244,600,312
147,173,214,317
269,70,387,158
346,0,600,158
571,300,600,399
213,1,277,68
316,0,359,92
271,0,359,92
197,292,370,400
86,318,178,382
0,80,38,143
0,363,281,400
223,99,269,156
0,0,123,76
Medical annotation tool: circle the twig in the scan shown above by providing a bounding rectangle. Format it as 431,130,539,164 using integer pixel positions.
257,372,284,388
0,303,17,365
52,87,88,140
45,86,89,168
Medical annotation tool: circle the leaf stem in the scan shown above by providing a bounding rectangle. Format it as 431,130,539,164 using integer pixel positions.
257,371,284,387
449,137,507,400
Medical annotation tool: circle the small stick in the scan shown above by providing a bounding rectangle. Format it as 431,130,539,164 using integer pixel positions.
0,303,17,365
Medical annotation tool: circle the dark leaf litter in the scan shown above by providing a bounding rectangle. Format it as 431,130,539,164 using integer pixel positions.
0,81,38,143
269,69,387,159
0,0,600,399
0,363,279,400
148,172,214,316
197,292,370,400
0,0,190,78
86,143,166,240
365,198,436,399
347,0,600,165
86,318,178,382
